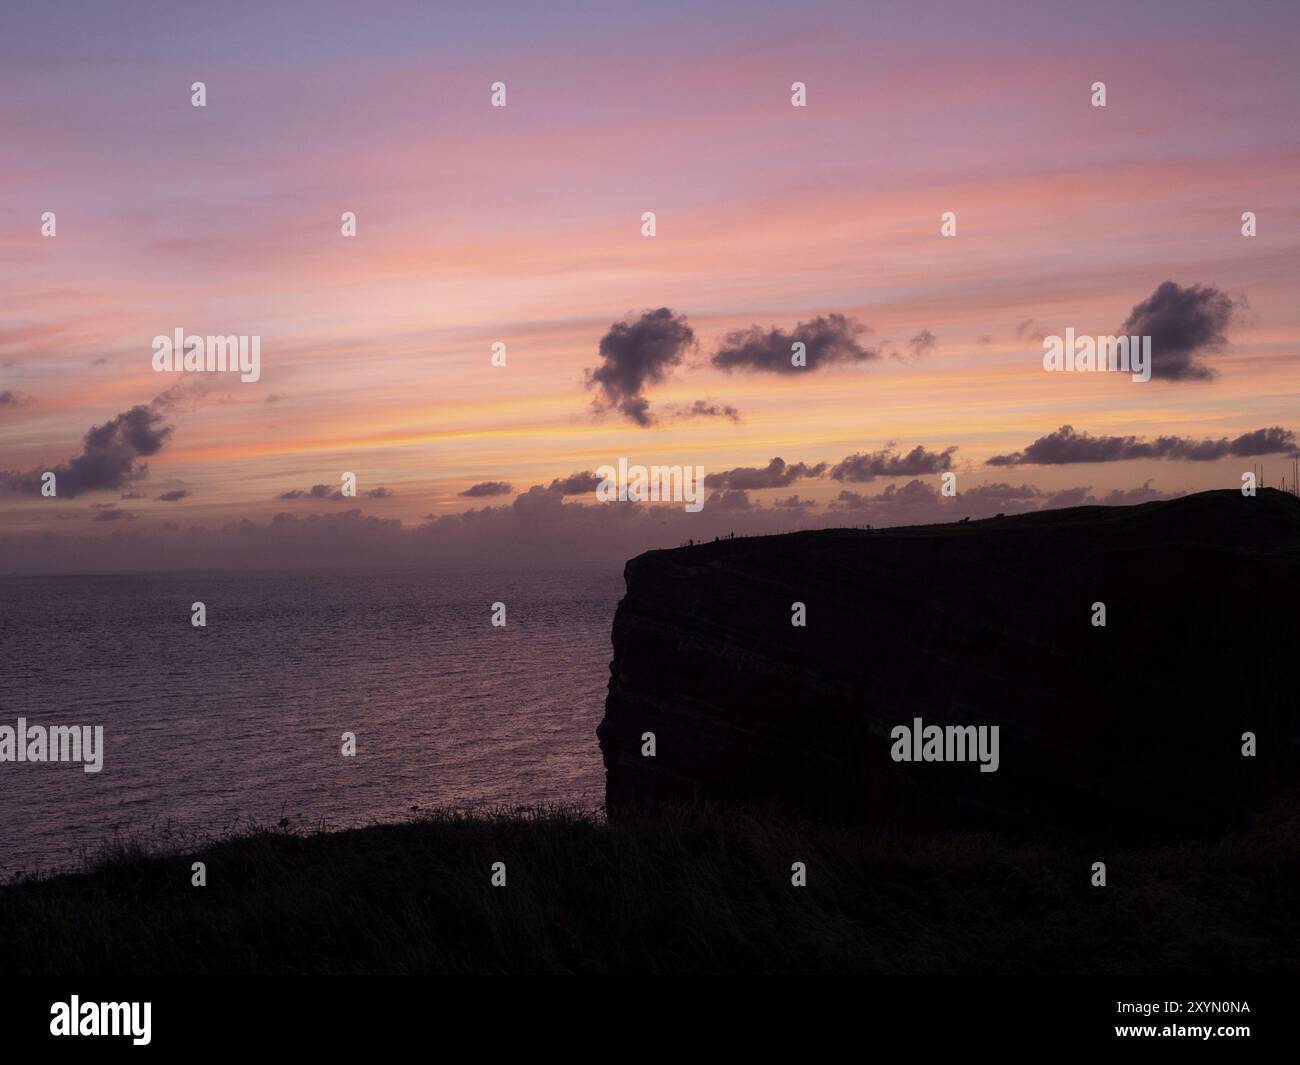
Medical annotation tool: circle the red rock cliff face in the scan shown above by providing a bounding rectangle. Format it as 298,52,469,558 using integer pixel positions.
597,489,1300,841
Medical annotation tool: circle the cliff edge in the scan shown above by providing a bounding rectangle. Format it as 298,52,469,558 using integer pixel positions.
598,489,1300,840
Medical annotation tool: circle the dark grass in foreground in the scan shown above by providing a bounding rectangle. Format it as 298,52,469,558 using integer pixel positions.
0,805,1296,975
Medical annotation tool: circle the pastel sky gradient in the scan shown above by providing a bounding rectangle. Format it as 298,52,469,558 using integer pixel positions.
2,1,1298,570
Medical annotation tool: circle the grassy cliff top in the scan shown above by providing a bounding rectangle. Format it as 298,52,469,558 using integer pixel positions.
1,804,1295,975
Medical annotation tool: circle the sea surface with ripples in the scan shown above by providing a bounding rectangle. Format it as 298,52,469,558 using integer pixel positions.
0,566,624,878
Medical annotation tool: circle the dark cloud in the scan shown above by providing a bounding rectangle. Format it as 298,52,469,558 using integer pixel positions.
0,389,35,408
152,381,210,411
700,445,957,490
458,481,514,498
668,399,742,422
1015,319,1047,343
1044,485,1094,508
265,393,286,404
547,471,603,495
278,485,334,500
987,424,1294,466
1095,480,1167,506
1214,427,1298,458
706,489,753,510
711,313,875,374
772,494,816,509
1117,281,1243,381
830,444,958,482
586,308,695,426
960,482,1041,505
279,483,392,501
92,509,137,522
510,484,568,518
0,389,180,497
875,479,945,506
828,489,872,510
4,477,1189,574
156,490,191,502
704,457,827,490
827,478,1172,517
906,329,937,358
829,479,943,510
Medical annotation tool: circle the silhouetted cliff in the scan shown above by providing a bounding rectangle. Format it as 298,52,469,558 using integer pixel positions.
598,489,1300,841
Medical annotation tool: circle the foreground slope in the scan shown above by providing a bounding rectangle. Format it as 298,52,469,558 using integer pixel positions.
0,807,1295,974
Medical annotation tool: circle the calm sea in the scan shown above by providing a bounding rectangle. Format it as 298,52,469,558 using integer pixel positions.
0,567,625,878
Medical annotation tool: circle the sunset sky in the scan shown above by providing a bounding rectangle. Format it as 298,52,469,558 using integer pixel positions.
2,0,1298,571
